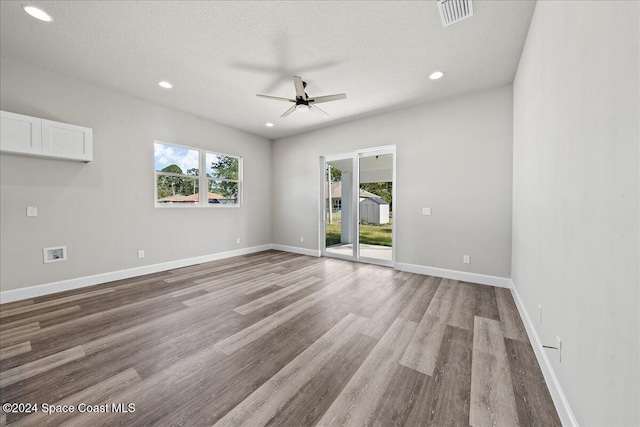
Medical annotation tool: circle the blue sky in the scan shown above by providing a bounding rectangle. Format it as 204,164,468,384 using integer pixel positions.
154,143,199,173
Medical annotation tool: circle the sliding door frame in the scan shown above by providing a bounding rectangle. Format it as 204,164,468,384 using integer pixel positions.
356,146,396,267
319,145,396,267
319,151,357,262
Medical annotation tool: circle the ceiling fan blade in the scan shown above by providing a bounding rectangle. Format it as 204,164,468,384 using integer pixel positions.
281,105,297,117
309,93,347,104
310,103,330,117
293,76,306,100
256,94,295,103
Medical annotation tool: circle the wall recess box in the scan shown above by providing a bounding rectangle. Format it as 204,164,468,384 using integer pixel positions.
43,246,67,263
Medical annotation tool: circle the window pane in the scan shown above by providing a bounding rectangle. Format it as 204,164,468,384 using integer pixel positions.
154,142,199,176
208,180,239,205
206,153,239,180
157,176,200,204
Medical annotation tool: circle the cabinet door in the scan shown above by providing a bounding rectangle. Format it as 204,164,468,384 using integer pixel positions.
41,119,93,162
0,111,42,155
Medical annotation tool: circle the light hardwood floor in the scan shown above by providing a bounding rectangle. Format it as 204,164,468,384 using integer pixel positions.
0,251,560,426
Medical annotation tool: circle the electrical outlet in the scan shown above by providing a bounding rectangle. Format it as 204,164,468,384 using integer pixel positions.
463,255,470,264
557,336,563,362
236,237,241,244
26,206,38,217
538,304,543,324
300,236,304,243
138,250,145,259
422,207,432,216
543,336,563,363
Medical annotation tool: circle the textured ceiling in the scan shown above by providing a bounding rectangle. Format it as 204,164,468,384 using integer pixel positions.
0,1,536,139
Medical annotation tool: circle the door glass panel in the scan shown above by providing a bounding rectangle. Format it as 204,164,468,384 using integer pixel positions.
358,154,393,261
325,158,355,258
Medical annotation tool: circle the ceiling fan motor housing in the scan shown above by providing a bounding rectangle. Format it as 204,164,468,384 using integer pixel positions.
297,81,309,105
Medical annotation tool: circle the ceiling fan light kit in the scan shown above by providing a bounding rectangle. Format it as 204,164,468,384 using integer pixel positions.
256,76,346,119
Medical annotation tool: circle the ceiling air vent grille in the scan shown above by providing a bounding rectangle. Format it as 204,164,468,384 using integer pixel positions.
437,0,474,27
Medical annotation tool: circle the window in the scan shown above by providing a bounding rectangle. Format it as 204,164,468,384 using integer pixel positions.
206,152,240,205
154,141,241,207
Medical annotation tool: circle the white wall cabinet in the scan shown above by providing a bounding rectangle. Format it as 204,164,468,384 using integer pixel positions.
41,119,93,161
0,111,92,162
0,111,42,155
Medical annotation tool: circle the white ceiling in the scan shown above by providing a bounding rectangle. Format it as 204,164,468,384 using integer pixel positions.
0,1,536,139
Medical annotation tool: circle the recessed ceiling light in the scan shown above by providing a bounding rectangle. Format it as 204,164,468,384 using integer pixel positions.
265,122,274,127
158,81,173,89
22,5,53,22
429,71,445,80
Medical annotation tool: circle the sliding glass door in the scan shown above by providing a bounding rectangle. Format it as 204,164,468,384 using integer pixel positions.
358,152,394,264
321,146,395,266
323,153,357,260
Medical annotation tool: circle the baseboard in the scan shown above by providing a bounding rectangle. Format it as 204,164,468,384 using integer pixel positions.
394,262,511,288
0,244,273,304
510,280,578,427
271,244,321,257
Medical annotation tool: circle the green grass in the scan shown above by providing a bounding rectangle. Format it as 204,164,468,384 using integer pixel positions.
325,222,342,247
325,219,392,247
359,222,392,246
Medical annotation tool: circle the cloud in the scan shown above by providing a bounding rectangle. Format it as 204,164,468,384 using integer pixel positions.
154,143,199,174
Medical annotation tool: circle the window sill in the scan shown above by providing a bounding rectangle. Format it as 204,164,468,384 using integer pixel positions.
154,204,241,209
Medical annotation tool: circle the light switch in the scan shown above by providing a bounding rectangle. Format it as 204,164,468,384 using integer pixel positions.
422,207,432,216
26,206,38,217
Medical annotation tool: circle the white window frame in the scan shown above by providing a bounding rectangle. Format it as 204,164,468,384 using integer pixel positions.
154,140,242,208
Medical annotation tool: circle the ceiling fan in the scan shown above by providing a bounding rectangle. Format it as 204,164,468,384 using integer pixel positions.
256,76,346,118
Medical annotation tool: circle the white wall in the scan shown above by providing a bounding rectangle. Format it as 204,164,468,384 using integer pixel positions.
272,85,513,278
512,1,639,425
0,58,272,292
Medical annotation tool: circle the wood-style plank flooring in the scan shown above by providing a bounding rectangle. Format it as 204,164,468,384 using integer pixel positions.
0,251,561,426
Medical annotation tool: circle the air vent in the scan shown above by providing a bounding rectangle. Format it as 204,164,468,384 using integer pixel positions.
437,0,474,27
